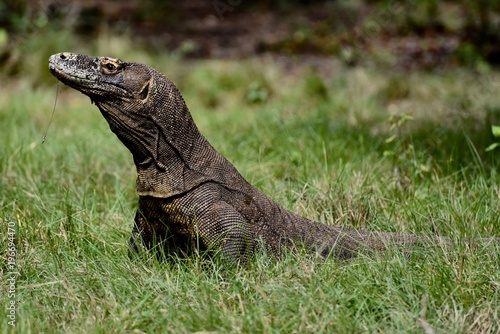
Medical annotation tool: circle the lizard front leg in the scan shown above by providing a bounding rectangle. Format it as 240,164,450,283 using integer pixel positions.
130,205,205,260
194,201,256,265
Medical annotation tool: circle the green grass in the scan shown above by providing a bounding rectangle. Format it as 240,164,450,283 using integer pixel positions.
1,34,500,333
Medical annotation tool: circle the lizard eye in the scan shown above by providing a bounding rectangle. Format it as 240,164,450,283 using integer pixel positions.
99,57,122,74
105,63,116,71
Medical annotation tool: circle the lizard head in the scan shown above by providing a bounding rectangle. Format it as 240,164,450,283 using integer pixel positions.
49,52,158,160
49,52,152,106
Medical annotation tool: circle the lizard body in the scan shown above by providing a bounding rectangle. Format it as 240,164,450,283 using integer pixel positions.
48,52,495,263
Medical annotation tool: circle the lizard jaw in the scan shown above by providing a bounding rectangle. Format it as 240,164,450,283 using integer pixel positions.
48,53,130,98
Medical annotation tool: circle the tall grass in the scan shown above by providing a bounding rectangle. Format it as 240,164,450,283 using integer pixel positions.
1,32,499,333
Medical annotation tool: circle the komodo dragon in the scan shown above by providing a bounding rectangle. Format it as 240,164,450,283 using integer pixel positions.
48,52,497,264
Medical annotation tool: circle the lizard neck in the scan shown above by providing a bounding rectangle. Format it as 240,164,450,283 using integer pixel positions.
133,76,243,198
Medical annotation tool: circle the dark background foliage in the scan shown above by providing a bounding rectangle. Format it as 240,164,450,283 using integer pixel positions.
0,0,499,70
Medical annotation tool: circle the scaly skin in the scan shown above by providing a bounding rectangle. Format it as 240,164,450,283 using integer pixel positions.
48,52,496,264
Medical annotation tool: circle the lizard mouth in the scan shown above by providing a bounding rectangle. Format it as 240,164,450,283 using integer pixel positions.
49,61,95,87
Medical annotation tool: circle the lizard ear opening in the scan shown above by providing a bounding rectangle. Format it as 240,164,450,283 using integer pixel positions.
139,82,150,100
